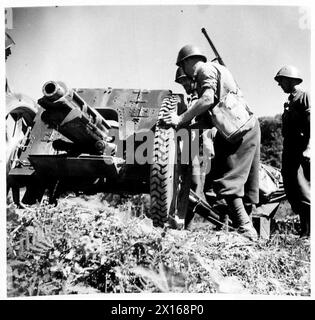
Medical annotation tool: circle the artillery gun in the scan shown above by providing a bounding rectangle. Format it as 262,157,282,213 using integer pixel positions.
7,80,197,228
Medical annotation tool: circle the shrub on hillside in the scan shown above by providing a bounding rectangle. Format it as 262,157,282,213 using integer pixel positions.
259,114,283,168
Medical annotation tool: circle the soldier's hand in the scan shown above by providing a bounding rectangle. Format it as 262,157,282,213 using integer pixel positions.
159,111,180,128
158,105,170,116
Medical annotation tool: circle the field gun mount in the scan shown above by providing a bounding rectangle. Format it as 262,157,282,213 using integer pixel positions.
7,80,195,228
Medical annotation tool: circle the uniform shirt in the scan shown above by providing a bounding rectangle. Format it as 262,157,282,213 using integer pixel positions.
282,88,310,154
189,87,212,127
193,62,239,102
193,62,254,130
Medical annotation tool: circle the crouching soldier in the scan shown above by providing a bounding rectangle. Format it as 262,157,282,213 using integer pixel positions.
161,45,260,241
175,67,215,200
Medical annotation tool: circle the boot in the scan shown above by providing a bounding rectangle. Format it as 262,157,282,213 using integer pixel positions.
244,203,256,222
299,211,310,238
238,222,258,241
226,197,258,241
184,208,195,231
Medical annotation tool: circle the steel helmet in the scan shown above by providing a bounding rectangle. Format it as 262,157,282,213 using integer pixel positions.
5,32,15,50
176,45,207,66
175,67,188,83
274,65,303,84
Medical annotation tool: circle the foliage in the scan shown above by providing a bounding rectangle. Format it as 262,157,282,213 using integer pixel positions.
258,114,283,168
7,194,310,297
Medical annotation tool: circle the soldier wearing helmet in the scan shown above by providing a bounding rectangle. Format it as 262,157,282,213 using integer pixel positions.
274,65,310,238
175,67,215,196
175,67,216,229
161,45,260,241
175,67,195,96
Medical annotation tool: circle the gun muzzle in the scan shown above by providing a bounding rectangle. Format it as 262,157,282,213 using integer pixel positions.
42,81,68,101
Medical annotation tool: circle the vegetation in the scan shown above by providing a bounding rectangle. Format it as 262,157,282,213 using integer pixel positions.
7,193,310,297
259,114,283,168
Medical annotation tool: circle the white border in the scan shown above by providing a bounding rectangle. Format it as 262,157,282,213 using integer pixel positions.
1,0,314,301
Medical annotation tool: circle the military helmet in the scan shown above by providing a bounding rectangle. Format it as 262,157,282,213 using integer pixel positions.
175,67,188,83
176,45,207,66
5,32,15,50
274,65,303,84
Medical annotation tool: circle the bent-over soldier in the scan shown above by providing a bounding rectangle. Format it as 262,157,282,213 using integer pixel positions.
162,45,260,241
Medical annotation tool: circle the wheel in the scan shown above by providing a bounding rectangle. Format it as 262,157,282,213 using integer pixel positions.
6,93,38,171
149,94,190,228
6,93,38,204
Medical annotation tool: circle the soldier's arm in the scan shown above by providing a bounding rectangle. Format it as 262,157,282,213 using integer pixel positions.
177,88,215,126
177,63,218,126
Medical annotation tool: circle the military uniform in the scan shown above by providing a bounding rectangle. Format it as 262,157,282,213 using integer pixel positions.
170,45,259,239
187,94,215,198
177,76,215,199
193,62,260,205
281,88,310,235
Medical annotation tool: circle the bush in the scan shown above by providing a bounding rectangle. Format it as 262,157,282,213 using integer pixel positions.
259,114,283,168
7,194,310,296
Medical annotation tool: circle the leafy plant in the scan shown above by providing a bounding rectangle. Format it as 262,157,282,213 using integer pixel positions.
7,193,310,296
259,114,283,168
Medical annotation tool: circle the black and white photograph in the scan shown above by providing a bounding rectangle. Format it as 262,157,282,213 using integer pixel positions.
3,0,312,300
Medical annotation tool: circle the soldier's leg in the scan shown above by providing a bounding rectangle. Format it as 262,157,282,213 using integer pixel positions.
225,196,258,241
184,163,202,230
190,129,206,199
283,159,310,237
200,129,214,194
201,129,215,171
298,204,310,237
296,162,311,237
12,187,27,209
192,129,215,200
22,177,46,205
244,122,260,221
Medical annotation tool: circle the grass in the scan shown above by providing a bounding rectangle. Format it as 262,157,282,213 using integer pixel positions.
6,193,310,296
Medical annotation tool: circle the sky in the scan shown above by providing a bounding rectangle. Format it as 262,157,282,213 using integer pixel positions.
4,2,311,117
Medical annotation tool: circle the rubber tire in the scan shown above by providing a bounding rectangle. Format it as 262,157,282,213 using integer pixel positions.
6,95,37,203
150,95,180,228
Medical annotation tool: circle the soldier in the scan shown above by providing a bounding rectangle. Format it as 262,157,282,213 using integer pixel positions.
175,67,215,200
274,66,310,238
175,67,196,98
161,45,260,241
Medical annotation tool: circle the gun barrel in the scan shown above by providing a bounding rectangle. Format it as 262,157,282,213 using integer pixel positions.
42,81,67,101
39,80,113,155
